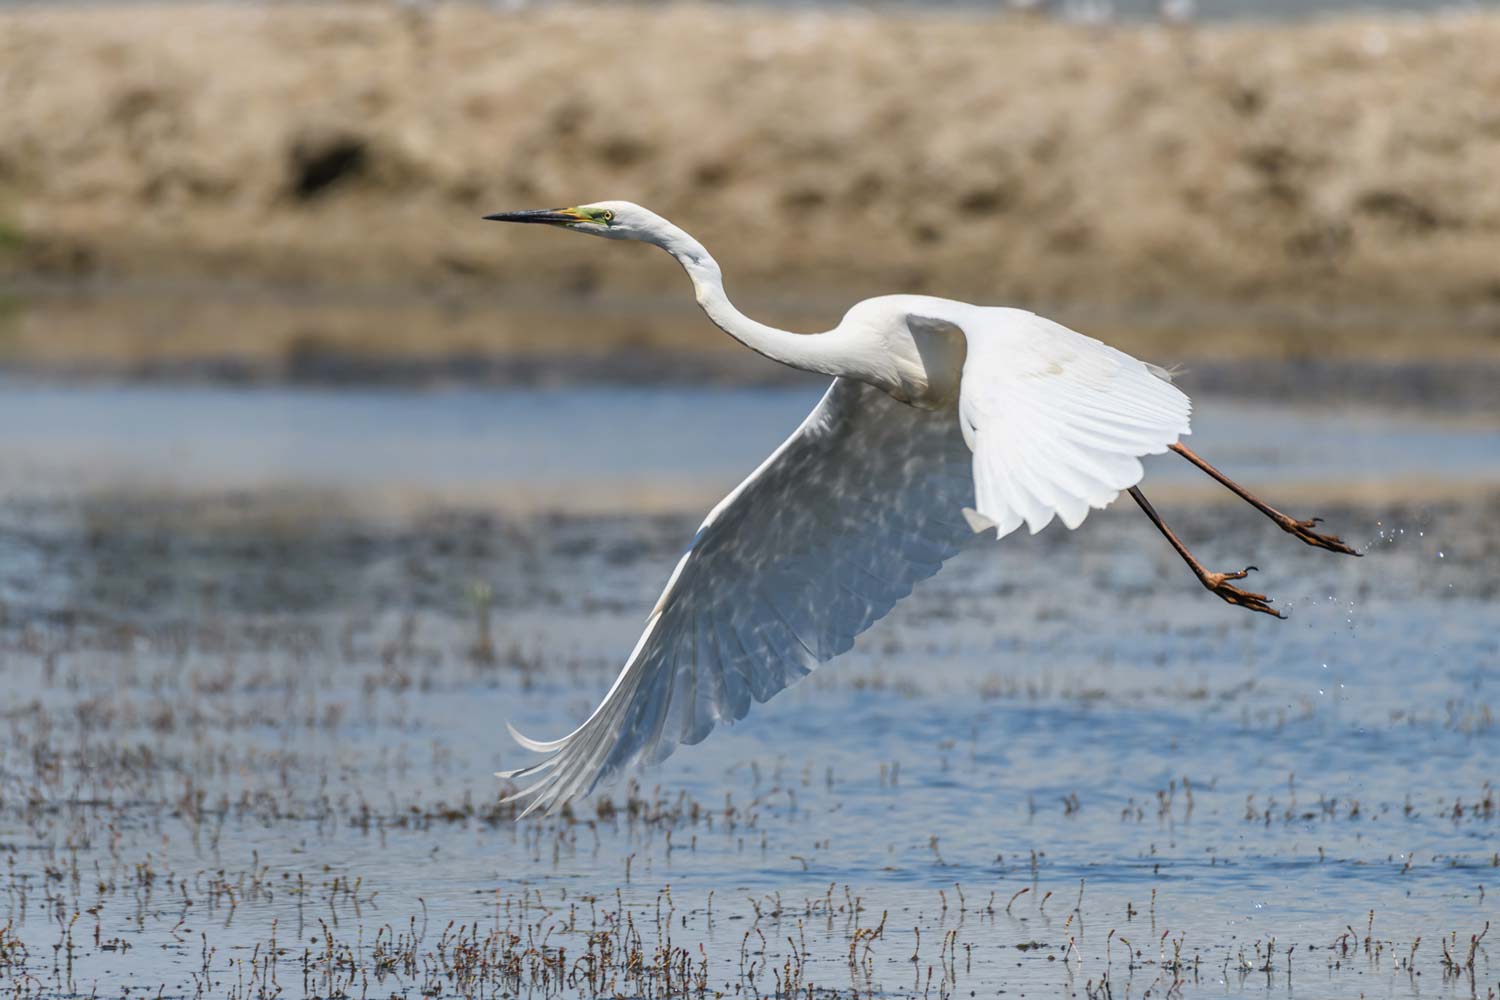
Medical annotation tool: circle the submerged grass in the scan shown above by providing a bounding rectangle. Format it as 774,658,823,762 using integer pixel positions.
0,458,1496,996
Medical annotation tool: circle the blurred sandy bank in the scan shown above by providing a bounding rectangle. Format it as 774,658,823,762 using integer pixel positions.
2,3,1499,374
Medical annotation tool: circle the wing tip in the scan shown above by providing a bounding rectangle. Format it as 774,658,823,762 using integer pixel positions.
506,720,559,753
962,507,996,534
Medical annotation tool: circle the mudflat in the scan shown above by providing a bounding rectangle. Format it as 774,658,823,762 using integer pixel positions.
3,4,1500,371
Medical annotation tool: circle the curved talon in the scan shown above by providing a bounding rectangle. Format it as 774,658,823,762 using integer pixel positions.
1127,486,1291,620
1278,516,1361,557
1167,445,1361,558
1202,570,1284,619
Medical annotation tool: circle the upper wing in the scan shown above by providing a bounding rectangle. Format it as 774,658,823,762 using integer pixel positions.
950,309,1192,538
500,378,977,816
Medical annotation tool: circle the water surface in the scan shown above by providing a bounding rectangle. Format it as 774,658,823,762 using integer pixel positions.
0,382,1495,999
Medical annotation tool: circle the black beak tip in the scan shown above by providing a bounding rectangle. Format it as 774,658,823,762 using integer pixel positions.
483,209,578,225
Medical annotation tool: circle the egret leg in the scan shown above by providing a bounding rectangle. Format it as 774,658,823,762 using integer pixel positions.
1128,486,1283,618
1168,443,1360,556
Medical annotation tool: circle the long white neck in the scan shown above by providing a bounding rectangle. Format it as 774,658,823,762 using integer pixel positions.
646,222,849,377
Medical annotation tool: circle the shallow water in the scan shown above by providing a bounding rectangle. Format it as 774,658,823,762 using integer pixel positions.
0,381,1496,999
2,380,1496,507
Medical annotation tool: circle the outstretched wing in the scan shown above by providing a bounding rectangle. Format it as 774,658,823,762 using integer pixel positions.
500,378,977,816
949,309,1192,538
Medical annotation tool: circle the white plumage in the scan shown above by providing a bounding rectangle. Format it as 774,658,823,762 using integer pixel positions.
958,310,1191,537
487,202,1190,817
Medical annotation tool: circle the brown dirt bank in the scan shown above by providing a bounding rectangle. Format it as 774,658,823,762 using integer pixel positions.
3,3,1500,366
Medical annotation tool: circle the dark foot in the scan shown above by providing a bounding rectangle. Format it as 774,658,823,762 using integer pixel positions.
1275,515,1362,556
1202,566,1284,619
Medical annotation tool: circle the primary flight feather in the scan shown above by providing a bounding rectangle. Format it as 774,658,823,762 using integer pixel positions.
487,201,1357,817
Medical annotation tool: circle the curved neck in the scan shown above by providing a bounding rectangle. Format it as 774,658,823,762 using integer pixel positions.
647,223,848,377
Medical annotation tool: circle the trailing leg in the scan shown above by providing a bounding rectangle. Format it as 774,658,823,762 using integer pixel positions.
1128,486,1283,618
1169,443,1360,556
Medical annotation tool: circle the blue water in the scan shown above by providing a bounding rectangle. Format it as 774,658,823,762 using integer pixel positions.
4,381,1496,504
0,382,1495,998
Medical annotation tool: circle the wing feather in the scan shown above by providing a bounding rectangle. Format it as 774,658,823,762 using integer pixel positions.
952,311,1191,538
500,378,977,814
502,308,1192,815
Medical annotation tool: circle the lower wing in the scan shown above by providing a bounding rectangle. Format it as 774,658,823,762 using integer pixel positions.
500,310,1190,816
499,378,977,816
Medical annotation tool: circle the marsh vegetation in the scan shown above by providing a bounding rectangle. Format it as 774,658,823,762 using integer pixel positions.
0,382,1495,998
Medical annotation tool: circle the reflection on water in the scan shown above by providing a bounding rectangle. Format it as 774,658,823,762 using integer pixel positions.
0,381,1495,998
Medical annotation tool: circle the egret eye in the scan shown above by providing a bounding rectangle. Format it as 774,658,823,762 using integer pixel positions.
601,210,615,223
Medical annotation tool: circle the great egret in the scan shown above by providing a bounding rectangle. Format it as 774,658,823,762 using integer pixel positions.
486,201,1359,816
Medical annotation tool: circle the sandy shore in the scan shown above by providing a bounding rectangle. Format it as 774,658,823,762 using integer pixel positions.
3,3,1500,368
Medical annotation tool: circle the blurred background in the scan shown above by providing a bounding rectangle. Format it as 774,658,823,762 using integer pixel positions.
3,0,1500,383
2,1,1498,997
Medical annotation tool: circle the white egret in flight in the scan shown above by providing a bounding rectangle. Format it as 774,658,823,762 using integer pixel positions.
486,201,1359,816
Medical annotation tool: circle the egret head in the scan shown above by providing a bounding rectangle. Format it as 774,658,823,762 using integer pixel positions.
483,200,667,244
